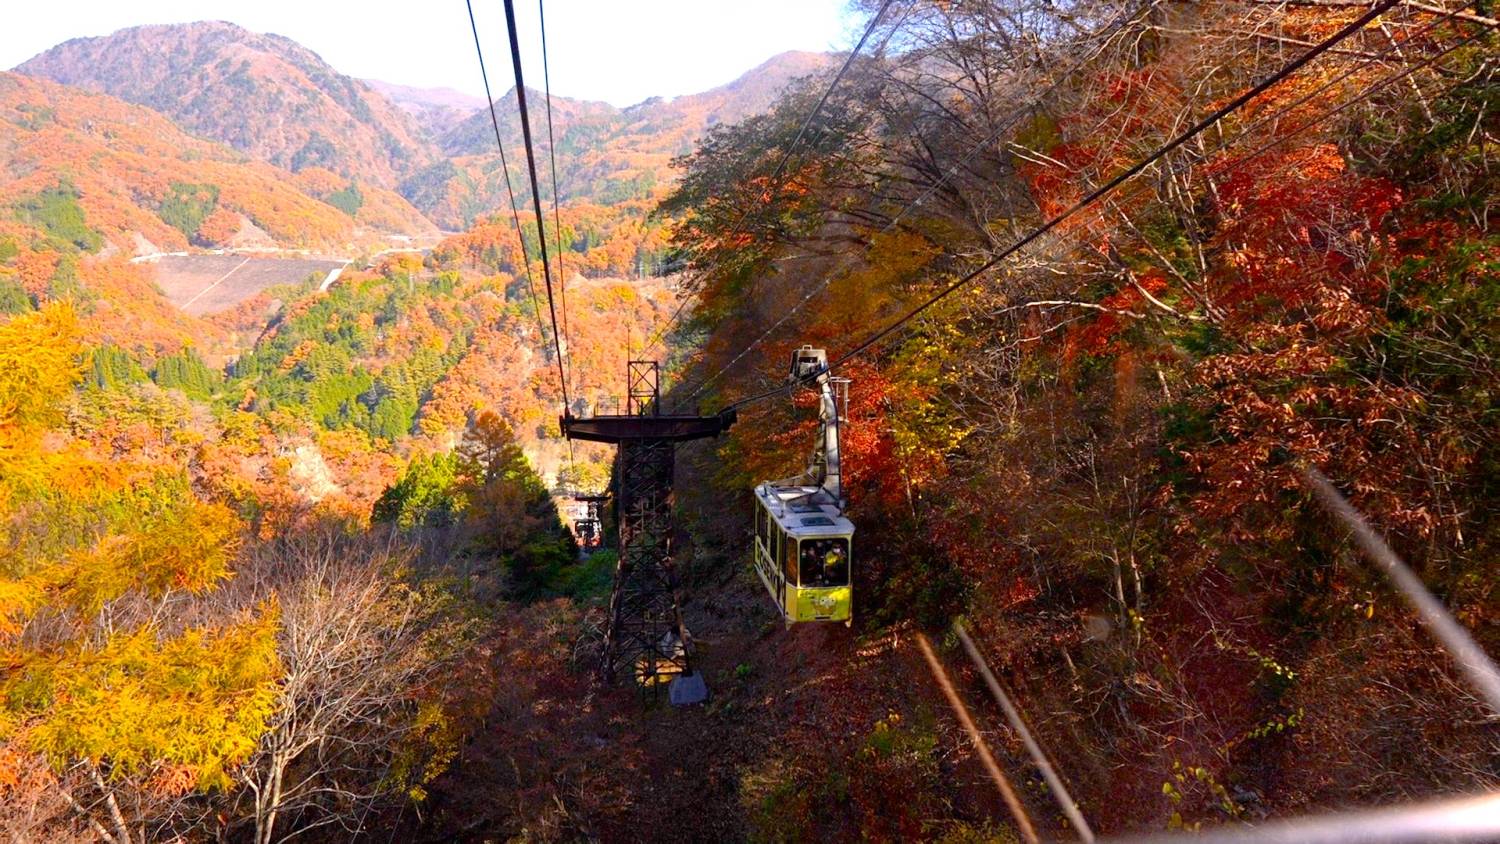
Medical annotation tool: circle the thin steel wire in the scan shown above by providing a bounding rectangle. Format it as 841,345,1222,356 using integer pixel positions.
719,0,1408,413
502,0,569,409
464,0,550,352
678,0,1160,402
686,0,1466,403
538,0,573,404
639,0,898,359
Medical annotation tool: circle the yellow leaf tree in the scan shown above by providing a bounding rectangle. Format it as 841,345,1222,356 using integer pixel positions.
0,304,283,844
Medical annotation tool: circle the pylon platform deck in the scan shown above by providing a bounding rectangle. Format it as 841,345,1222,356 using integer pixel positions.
561,411,736,444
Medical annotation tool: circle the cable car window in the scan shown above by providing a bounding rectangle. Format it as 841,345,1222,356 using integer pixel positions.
782,528,797,582
798,537,850,587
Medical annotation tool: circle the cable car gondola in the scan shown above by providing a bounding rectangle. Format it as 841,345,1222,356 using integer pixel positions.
753,346,854,626
569,492,609,553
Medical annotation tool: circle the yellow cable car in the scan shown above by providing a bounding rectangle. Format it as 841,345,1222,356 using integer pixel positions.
752,346,854,626
753,485,853,624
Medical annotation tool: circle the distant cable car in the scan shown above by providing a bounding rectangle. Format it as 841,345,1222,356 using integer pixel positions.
753,346,853,626
569,493,609,553
573,516,601,550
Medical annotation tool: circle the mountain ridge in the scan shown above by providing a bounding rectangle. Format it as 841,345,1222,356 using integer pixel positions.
15,21,839,232
438,50,837,158
16,21,435,189
362,79,488,140
413,49,839,228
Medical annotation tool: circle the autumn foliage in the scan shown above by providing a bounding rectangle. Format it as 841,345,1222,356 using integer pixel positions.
665,1,1498,836
2,3,1497,841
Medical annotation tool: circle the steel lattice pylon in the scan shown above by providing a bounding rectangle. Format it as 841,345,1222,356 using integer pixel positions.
560,360,735,695
606,437,686,685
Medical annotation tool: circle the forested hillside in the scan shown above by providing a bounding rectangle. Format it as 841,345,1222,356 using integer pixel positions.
658,0,1499,836
0,72,435,259
0,167,671,842
2,27,683,832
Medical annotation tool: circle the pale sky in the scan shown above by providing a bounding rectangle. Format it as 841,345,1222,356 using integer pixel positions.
3,1,858,107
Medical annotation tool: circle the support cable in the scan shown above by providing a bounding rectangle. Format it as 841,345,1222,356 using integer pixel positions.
537,0,577,475
720,0,1408,413
502,0,570,410
538,0,573,401
678,0,1160,402
464,0,550,352
639,0,897,359
765,0,895,190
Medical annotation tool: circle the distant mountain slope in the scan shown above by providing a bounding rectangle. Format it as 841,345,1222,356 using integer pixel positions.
406,51,837,229
14,19,834,232
364,80,486,140
439,52,834,158
0,72,435,255
16,21,434,188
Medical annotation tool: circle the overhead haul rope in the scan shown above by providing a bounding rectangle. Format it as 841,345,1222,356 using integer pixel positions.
502,0,570,411
465,0,552,358
717,0,1409,413
537,0,578,480
638,0,899,362
538,0,573,402
677,0,1162,402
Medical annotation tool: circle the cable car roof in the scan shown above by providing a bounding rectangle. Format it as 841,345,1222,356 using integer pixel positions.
755,483,855,536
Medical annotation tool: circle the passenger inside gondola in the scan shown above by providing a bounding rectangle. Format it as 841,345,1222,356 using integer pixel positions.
800,543,819,584
799,537,849,587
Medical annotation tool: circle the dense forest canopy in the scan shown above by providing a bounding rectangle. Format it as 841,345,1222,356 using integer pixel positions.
659,0,1497,834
